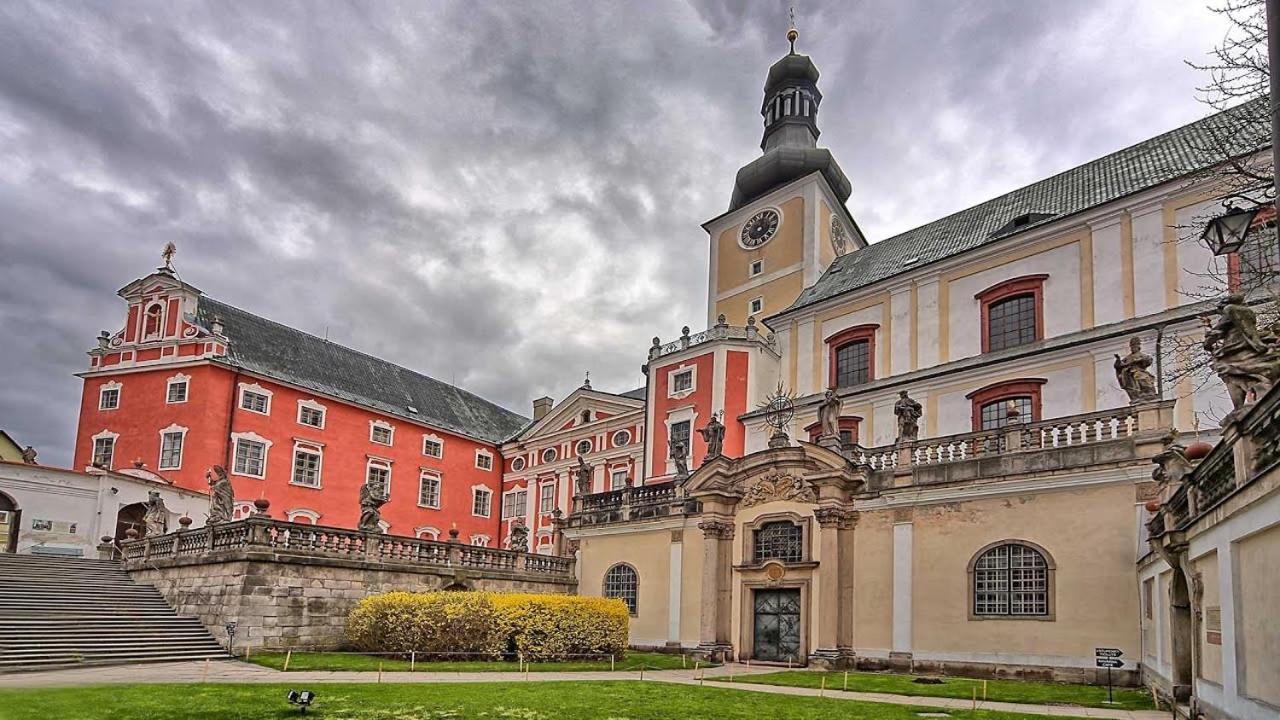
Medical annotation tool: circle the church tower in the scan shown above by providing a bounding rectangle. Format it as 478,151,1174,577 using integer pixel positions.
704,22,866,327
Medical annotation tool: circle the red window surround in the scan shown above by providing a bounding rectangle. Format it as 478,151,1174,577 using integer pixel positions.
975,275,1047,353
804,417,861,444
825,324,879,388
965,378,1047,431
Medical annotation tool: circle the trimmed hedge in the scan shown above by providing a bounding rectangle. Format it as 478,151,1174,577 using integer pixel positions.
346,591,629,661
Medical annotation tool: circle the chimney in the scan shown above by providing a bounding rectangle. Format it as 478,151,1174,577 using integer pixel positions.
532,396,554,420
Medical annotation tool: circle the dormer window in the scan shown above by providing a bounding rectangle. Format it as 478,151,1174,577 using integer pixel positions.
142,303,164,340
991,212,1057,238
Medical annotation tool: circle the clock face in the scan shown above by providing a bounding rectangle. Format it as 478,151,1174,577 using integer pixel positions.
740,209,780,248
830,216,849,256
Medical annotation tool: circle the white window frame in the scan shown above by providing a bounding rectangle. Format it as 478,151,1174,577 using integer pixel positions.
612,429,632,447
369,420,395,446
157,423,188,470
540,447,558,464
536,532,554,555
165,373,190,405
748,296,764,316
663,407,699,476
238,382,273,415
91,429,119,469
418,470,442,509
470,534,491,547
415,526,441,540
230,431,272,479
667,364,697,399
475,449,494,471
539,481,556,515
290,441,324,488
502,488,528,519
471,486,493,518
511,456,526,472
365,458,392,499
575,438,593,456
285,508,321,524
99,381,122,411
422,433,444,458
141,301,166,341
610,467,629,490
297,399,327,429
750,259,763,277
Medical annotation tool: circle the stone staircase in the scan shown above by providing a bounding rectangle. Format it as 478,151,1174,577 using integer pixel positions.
0,553,230,671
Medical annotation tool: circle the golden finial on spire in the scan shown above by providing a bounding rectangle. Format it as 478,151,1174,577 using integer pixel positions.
787,6,798,54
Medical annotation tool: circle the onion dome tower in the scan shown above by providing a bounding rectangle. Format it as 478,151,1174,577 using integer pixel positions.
729,20,852,211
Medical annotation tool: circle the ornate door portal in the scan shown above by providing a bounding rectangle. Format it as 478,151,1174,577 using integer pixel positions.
752,588,801,662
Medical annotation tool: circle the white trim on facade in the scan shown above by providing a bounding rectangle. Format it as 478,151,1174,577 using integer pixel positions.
156,423,189,470
667,364,697,400
98,381,122,411
475,448,495,471
422,433,444,458
229,431,272,479
290,440,324,489
296,398,327,429
369,419,395,446
237,382,273,415
165,373,190,404
285,508,321,524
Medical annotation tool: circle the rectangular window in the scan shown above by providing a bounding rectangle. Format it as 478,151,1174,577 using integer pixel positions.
366,463,391,499
298,405,324,428
979,397,1033,431
370,424,393,446
240,390,269,414
418,472,441,508
92,437,115,468
502,490,527,519
610,468,629,489
158,431,184,470
987,294,1038,352
99,387,120,410
749,297,763,315
834,340,871,387
750,260,763,277
233,438,267,477
672,370,693,394
669,420,691,457
472,488,492,517
166,381,188,404
423,437,443,458
291,447,322,487
476,452,493,470
539,482,556,514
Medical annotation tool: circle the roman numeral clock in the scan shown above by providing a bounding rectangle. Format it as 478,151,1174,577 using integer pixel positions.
740,208,780,249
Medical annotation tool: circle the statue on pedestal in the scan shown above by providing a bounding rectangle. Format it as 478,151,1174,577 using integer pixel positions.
698,412,725,463
206,465,234,525
817,389,842,441
575,455,594,496
894,390,923,442
1202,293,1280,411
671,440,689,479
358,480,388,533
1114,336,1159,403
143,491,169,537
20,446,37,464
1151,431,1192,487
505,519,530,552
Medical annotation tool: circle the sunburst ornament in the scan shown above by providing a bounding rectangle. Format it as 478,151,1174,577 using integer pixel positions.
760,381,797,448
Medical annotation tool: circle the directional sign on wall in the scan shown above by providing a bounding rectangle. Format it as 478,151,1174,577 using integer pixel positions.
1095,648,1123,658
1095,658,1124,668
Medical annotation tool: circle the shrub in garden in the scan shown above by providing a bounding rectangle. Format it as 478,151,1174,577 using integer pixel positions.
346,591,629,661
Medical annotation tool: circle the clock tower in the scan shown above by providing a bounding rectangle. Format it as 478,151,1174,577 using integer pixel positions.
704,26,866,327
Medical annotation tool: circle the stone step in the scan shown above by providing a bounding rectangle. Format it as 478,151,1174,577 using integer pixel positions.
0,639,226,656
0,650,231,671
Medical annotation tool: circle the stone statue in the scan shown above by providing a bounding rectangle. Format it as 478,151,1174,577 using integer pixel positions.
143,490,168,537
894,390,923,442
671,440,689,478
1114,336,1159,403
817,389,842,441
1151,431,1193,487
506,519,530,552
206,465,234,524
358,479,388,533
1202,293,1280,410
697,412,725,462
574,455,594,496
20,446,37,464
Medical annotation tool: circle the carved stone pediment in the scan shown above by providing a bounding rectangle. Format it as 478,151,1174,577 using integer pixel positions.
741,472,817,507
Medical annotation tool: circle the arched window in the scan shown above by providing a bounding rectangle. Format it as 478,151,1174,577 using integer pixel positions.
969,541,1054,618
804,417,861,445
754,520,804,563
603,563,638,615
143,303,164,340
976,275,1046,352
825,325,878,388
967,379,1045,431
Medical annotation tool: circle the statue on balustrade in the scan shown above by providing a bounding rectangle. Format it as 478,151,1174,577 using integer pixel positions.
894,390,923,442
20,446,37,464
1114,336,1159,403
143,490,169,536
698,412,725,463
574,455,594,496
505,519,530,552
817,389,842,442
670,440,689,479
358,479,388,533
206,465,234,525
1151,431,1193,487
1202,293,1280,411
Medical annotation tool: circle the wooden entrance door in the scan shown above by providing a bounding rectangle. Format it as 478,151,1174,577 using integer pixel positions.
752,588,801,662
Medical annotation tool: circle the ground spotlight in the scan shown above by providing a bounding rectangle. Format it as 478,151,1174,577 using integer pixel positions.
286,689,316,713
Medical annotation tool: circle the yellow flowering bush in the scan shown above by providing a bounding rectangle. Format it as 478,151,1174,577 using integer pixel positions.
346,591,629,660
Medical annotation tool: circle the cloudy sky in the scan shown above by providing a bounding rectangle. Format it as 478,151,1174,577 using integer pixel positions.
0,1,1232,466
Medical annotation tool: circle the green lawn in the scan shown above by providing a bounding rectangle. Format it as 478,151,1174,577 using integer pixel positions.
730,670,1154,710
0,680,1095,720
244,649,702,672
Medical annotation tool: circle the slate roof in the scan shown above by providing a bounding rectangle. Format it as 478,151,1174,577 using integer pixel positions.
195,298,529,443
779,99,1270,317
618,386,647,400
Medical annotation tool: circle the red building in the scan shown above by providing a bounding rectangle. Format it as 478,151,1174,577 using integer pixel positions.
73,264,526,544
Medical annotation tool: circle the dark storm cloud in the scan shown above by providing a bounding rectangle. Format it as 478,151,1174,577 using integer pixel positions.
0,1,1225,465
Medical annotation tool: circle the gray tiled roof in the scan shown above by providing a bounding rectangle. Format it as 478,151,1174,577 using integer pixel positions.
617,386,647,400
780,99,1269,317
196,298,528,443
